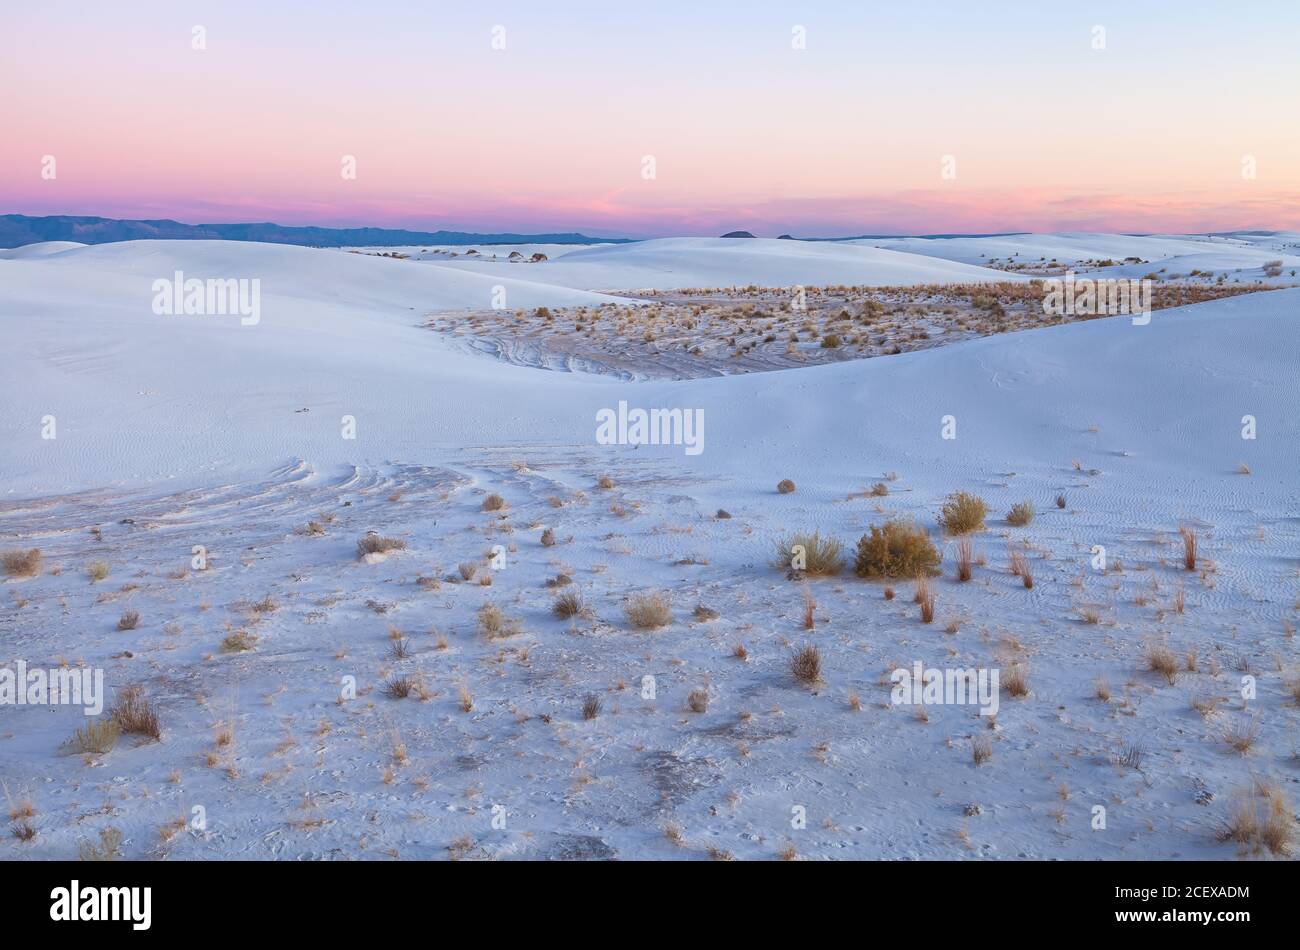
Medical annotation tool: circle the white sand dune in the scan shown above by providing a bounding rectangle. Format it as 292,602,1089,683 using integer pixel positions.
424,236,1025,291
868,231,1300,283
2,239,1295,493
0,240,88,259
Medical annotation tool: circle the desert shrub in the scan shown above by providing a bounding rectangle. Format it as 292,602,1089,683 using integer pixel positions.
1,549,41,578
775,531,844,576
540,528,556,547
77,827,124,861
582,693,601,720
597,475,615,490
955,537,973,582
1178,524,1198,570
854,519,941,579
1217,781,1293,855
791,644,822,685
625,592,671,629
356,535,406,559
482,494,507,512
820,334,841,348
1055,494,1066,509
111,685,161,741
1262,259,1284,278
457,562,477,581
938,492,987,534
220,630,256,653
688,689,710,713
66,719,121,755
116,610,140,631
1222,716,1259,754
383,675,414,699
1006,501,1034,526
1144,641,1180,685
1002,664,1029,697
552,591,584,619
477,603,522,639
87,560,110,582
916,576,935,623
776,479,796,494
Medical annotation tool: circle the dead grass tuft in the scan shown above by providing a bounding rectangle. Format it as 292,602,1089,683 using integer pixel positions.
625,591,671,629
791,643,822,686
854,519,941,578
938,491,987,535
1,548,41,579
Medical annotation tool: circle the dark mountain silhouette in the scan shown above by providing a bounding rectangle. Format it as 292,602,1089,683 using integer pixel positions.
0,214,633,249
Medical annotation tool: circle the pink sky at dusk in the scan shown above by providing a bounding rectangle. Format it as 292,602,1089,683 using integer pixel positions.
3,1,1298,237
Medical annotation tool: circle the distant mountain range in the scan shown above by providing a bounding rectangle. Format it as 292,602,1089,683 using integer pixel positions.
0,214,634,249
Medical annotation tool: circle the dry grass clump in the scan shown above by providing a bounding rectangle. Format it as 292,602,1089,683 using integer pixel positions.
938,491,987,534
357,535,406,559
1218,780,1294,855
1001,664,1029,698
1,548,41,578
972,734,993,765
540,527,556,547
220,629,257,653
1055,493,1066,509
955,537,973,582
477,603,522,639
854,519,941,578
1221,716,1259,755
87,560,110,582
776,479,797,495
1178,524,1198,570
687,689,710,713
552,590,584,619
66,718,121,755
802,585,816,629
116,609,140,631
482,493,508,512
915,576,935,623
776,531,844,576
625,591,671,629
1144,641,1180,685
1191,692,1225,718
581,692,601,720
111,685,161,741
791,643,822,686
384,675,414,699
457,562,478,581
1007,547,1033,588
77,827,124,861
1006,501,1034,527
597,474,615,490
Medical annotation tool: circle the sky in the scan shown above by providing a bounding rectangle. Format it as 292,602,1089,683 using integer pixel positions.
2,0,1298,237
